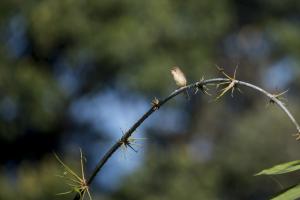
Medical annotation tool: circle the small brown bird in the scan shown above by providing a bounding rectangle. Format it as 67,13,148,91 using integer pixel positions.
170,66,189,99
171,67,187,87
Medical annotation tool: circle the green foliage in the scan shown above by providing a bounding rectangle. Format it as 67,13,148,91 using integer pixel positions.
256,160,300,200
22,0,232,93
0,155,69,200
256,160,300,176
110,148,220,200
271,184,300,200
0,63,64,140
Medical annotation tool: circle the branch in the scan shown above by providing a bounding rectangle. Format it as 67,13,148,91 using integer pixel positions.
237,80,300,134
73,78,300,200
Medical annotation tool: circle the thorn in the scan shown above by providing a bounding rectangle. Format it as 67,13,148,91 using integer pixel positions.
233,64,238,80
195,77,211,96
216,65,232,80
127,143,138,153
54,150,92,200
216,65,224,73
184,89,190,100
293,131,300,140
231,86,235,97
194,87,199,95
237,87,243,94
274,89,289,98
215,81,236,100
269,89,289,104
120,135,141,153
151,97,160,110
215,65,239,100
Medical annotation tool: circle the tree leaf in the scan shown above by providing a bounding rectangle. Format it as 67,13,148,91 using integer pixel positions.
271,184,300,200
255,160,300,176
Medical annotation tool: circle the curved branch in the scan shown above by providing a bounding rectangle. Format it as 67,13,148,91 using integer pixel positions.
73,78,299,200
237,80,300,133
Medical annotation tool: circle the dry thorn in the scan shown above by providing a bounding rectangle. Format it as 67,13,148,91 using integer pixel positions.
120,136,146,153
119,129,146,153
55,149,92,200
195,76,211,96
120,137,138,153
119,136,146,159
151,97,160,110
215,65,240,100
269,89,289,105
293,132,300,140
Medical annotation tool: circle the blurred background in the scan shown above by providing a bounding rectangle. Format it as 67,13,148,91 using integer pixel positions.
0,0,300,199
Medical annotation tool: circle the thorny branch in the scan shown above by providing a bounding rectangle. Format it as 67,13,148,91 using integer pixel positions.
73,77,300,200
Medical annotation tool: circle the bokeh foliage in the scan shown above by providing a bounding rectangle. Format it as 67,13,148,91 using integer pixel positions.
0,0,300,200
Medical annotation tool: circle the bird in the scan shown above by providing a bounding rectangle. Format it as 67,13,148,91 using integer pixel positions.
170,66,189,99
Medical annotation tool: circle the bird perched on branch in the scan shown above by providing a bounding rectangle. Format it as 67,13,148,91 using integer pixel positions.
170,66,189,99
